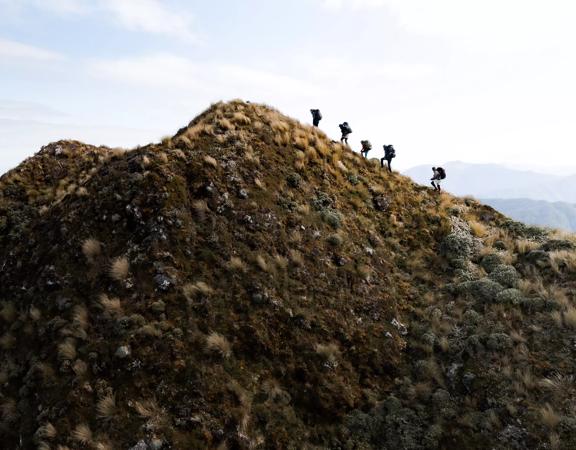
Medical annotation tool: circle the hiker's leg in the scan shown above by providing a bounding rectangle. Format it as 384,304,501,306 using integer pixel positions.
387,159,392,172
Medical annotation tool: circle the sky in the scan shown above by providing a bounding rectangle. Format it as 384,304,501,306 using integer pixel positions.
2,0,576,175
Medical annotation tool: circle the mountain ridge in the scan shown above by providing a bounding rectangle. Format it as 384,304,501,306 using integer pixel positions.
1,101,576,449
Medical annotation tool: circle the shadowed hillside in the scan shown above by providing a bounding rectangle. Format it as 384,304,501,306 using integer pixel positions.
1,101,576,449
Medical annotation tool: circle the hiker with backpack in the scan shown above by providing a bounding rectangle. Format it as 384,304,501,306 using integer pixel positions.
380,145,396,172
431,167,446,192
339,122,352,145
360,140,372,158
310,109,322,127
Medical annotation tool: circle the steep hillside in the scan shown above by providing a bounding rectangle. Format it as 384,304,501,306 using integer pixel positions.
1,101,576,450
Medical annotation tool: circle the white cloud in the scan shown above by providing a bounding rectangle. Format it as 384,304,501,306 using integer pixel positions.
87,54,318,96
100,0,197,42
321,0,576,51
4,0,197,41
0,38,63,61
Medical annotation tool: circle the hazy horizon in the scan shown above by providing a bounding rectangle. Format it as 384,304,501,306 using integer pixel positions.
2,0,576,176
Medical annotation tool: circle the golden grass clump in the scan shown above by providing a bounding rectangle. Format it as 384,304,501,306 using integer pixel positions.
97,393,116,419
99,294,123,317
563,306,576,329
274,131,291,147
539,403,561,429
72,359,88,377
254,178,265,189
468,220,488,238
270,119,290,133
315,343,340,367
109,256,130,281
192,200,209,221
228,256,246,272
36,422,57,440
133,399,161,418
58,338,77,361
183,281,213,299
289,249,304,266
203,155,219,168
550,250,576,274
72,423,93,445
206,332,232,358
72,304,89,330
515,239,540,254
232,112,251,125
255,254,270,272
218,117,234,131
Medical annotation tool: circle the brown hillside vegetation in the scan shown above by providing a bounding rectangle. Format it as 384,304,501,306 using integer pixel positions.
1,100,576,449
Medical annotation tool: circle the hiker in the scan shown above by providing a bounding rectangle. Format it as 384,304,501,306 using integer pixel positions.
310,109,322,127
360,140,372,158
380,145,396,172
431,166,446,192
339,122,352,145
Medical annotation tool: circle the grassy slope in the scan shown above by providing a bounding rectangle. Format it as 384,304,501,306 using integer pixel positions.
1,101,575,449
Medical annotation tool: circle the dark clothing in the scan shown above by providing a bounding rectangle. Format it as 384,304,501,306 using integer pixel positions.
381,145,395,172
339,123,352,145
381,157,393,172
311,109,322,127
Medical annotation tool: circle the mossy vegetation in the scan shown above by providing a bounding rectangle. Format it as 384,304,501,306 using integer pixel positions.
1,100,576,449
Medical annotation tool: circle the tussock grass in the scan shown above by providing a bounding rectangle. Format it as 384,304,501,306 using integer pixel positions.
255,254,270,272
28,305,42,322
254,178,265,189
97,393,116,419
228,256,246,272
468,220,488,237
72,423,93,445
109,256,130,281
539,403,561,429
133,399,161,418
206,332,232,358
231,111,251,125
274,131,291,147
550,250,576,274
563,306,576,328
203,155,218,168
515,239,539,254
72,304,89,330
315,343,340,367
36,422,57,440
58,338,77,361
99,294,123,317
72,359,88,377
183,281,213,300
289,249,304,266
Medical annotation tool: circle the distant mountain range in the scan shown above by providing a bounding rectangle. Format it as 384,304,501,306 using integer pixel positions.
404,162,576,231
404,161,576,203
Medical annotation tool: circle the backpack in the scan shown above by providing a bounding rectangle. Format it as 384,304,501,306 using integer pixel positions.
437,167,446,179
385,145,395,158
316,110,322,120
361,140,372,151
340,123,352,134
